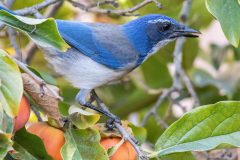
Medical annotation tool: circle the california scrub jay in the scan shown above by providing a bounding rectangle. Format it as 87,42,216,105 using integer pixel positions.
0,6,200,127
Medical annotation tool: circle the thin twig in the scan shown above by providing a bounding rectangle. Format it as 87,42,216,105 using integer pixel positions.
4,0,15,8
14,0,60,16
98,101,149,160
44,0,63,17
68,0,162,16
24,42,38,64
174,0,200,107
24,1,64,64
115,123,149,160
141,89,173,127
91,90,148,159
0,0,60,32
31,105,43,121
7,28,22,61
141,0,199,126
87,0,119,9
33,10,44,19
9,55,62,100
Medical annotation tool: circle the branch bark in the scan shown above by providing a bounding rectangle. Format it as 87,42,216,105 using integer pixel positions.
68,0,161,16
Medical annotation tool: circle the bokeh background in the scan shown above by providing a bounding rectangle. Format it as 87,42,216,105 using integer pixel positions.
1,0,239,145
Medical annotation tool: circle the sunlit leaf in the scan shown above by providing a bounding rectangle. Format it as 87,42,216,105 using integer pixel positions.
206,0,240,47
61,127,108,160
0,50,23,117
128,123,147,144
69,106,100,129
153,101,240,157
0,10,70,51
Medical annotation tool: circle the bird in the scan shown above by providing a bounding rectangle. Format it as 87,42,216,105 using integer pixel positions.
0,6,200,128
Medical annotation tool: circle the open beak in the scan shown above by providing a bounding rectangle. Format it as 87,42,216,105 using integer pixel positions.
170,26,201,38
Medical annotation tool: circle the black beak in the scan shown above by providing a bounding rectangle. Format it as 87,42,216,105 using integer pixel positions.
170,26,201,38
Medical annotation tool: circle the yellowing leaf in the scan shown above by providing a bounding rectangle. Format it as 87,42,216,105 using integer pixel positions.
69,106,100,129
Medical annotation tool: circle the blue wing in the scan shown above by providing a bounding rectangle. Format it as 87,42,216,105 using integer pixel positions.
56,20,139,69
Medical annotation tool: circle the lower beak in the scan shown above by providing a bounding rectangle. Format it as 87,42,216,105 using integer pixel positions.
170,26,201,38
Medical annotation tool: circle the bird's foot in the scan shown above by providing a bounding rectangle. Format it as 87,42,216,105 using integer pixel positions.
105,116,121,130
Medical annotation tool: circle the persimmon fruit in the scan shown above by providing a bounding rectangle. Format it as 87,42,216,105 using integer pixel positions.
27,122,65,160
13,96,31,132
100,137,137,160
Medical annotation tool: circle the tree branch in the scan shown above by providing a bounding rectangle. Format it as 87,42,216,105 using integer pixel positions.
24,1,64,64
14,0,60,16
10,56,62,100
4,0,15,8
68,0,162,16
7,28,22,61
96,99,149,160
141,0,200,126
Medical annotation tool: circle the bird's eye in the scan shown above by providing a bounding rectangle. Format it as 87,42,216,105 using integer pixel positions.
162,22,171,31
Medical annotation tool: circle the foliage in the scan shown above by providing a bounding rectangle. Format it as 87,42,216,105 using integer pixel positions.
153,101,240,157
206,0,240,47
0,0,240,159
0,50,22,117
0,10,70,51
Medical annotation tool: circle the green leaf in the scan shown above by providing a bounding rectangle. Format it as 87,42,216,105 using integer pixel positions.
0,50,23,117
14,128,52,160
69,106,100,129
0,105,13,133
0,10,70,51
206,0,240,47
11,143,38,160
61,127,108,160
128,123,147,144
0,133,12,159
59,101,70,117
153,101,240,157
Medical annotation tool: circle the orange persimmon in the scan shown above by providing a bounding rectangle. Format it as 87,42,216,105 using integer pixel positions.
101,137,137,160
27,122,65,160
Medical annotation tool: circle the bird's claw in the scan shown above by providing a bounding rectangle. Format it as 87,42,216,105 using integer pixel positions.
105,116,121,130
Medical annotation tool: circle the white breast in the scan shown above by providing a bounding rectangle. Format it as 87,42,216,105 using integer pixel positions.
41,48,128,90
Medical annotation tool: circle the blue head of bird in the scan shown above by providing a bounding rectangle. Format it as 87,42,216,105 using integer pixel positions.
122,14,200,62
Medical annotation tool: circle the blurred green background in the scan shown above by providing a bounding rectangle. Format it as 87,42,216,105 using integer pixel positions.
1,0,240,144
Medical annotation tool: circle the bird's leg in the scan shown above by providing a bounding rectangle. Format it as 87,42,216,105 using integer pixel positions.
76,89,148,159
90,90,121,130
90,90,139,144
90,91,148,159
75,89,120,129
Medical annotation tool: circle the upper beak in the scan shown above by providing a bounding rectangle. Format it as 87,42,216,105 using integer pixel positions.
170,26,201,38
